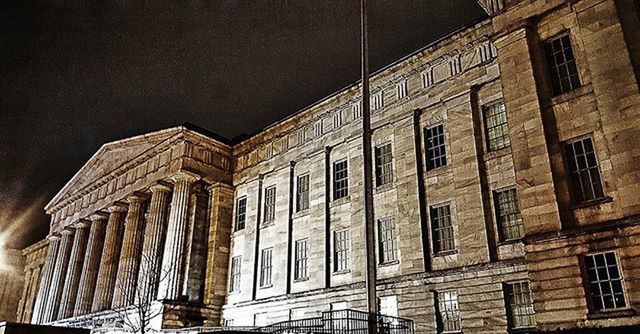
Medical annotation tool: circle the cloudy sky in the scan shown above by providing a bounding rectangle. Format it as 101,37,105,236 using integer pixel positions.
0,0,485,248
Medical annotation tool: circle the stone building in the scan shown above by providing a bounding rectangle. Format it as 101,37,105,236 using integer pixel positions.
25,0,640,333
0,247,27,323
16,240,48,323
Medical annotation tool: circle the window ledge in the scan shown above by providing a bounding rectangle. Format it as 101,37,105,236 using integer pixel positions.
547,84,593,106
378,260,399,267
332,269,351,276
483,146,512,161
433,249,458,257
374,183,395,194
293,277,309,283
232,229,247,237
498,238,524,247
509,327,537,334
331,196,351,208
260,221,276,229
570,196,613,210
293,209,310,219
259,284,273,290
587,308,636,320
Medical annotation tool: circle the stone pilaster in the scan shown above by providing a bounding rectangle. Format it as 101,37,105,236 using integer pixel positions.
92,204,127,312
57,221,89,319
31,235,60,324
74,213,108,316
182,182,209,301
42,229,75,323
157,171,199,300
136,183,171,304
112,194,148,309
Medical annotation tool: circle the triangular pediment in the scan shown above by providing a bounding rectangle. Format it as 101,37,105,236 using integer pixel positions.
46,126,190,211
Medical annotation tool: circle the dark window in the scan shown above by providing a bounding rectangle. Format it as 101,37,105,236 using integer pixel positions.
375,143,394,187
294,239,308,280
483,101,510,151
505,281,536,329
425,124,447,171
584,252,627,311
564,137,605,204
378,217,398,264
235,197,247,231
494,188,524,241
296,174,310,212
229,256,241,293
260,248,273,287
264,186,276,222
436,291,461,333
334,230,349,272
430,204,455,253
333,160,349,200
545,33,580,95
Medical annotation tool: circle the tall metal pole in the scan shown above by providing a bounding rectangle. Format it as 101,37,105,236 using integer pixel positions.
361,0,378,332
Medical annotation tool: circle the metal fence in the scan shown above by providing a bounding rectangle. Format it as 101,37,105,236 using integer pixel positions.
258,309,414,334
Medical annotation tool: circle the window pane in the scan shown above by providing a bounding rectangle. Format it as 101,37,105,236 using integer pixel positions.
334,230,350,272
235,197,247,231
430,204,455,253
296,174,310,212
230,256,242,292
506,281,536,329
437,291,461,332
264,186,276,222
494,188,524,241
333,160,349,200
294,239,308,280
260,248,273,287
375,143,394,187
545,33,581,95
483,101,510,152
378,217,398,264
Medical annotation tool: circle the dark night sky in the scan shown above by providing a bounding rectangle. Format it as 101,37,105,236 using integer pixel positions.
0,0,486,248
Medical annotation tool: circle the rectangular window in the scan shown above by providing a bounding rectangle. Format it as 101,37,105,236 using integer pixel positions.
584,252,627,311
333,111,342,128
298,128,306,145
229,256,241,293
353,101,362,119
294,239,308,280
430,204,455,253
545,33,580,95
334,230,349,272
425,124,447,171
375,143,393,187
378,217,398,264
483,101,510,151
505,281,536,329
235,196,247,231
372,92,384,110
260,248,273,287
396,80,408,99
494,187,524,241
436,291,461,333
296,174,310,212
564,137,605,204
315,120,323,137
263,186,276,222
333,160,349,200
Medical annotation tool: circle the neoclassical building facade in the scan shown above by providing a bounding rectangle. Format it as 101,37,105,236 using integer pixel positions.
22,0,640,333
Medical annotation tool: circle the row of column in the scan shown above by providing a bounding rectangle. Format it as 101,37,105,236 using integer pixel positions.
31,171,201,324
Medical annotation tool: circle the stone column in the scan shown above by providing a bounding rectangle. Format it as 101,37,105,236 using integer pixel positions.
57,221,90,319
92,204,127,312
31,235,60,324
112,194,148,309
74,213,108,316
136,183,171,304
157,171,199,300
42,228,75,323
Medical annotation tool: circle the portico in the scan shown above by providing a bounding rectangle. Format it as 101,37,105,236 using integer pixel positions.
30,125,234,330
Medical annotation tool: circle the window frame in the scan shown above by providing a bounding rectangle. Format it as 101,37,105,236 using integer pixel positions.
259,248,273,288
333,229,350,272
374,142,394,187
435,290,461,333
263,185,277,222
378,217,398,264
544,31,581,96
424,124,448,171
493,187,524,242
563,136,606,205
503,281,536,330
294,238,309,280
229,256,242,293
430,203,456,254
482,100,510,152
582,251,628,313
296,173,310,212
333,159,349,200
234,196,247,232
